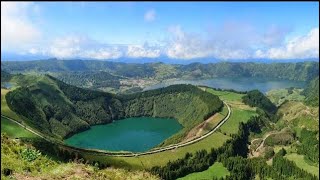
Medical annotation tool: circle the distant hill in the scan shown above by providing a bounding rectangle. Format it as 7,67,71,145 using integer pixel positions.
5,74,222,145
242,90,277,115
2,60,319,81
302,76,319,106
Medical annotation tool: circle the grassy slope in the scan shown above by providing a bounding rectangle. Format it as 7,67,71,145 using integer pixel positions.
220,108,256,136
1,134,159,180
1,117,36,139
266,88,305,107
284,153,319,177
276,101,319,133
259,90,319,177
177,162,230,180
204,87,257,135
1,89,20,121
82,132,230,170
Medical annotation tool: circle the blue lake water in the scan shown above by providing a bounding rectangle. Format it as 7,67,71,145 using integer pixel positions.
65,117,182,152
144,77,306,93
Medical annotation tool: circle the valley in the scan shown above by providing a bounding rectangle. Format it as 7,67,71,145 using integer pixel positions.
1,61,319,180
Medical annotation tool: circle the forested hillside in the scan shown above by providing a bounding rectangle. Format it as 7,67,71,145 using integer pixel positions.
52,71,123,90
5,74,222,145
2,60,318,81
242,90,277,115
302,76,319,106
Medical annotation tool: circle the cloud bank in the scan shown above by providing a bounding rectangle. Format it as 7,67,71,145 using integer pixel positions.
1,2,41,51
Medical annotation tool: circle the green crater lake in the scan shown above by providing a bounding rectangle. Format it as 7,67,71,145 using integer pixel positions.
64,117,182,152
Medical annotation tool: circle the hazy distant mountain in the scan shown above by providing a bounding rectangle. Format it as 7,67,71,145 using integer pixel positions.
1,51,318,64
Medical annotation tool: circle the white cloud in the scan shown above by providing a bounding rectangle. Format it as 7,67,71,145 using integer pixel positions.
127,43,160,58
166,25,213,59
45,35,123,59
166,24,254,60
166,23,319,60
255,28,319,59
144,9,156,22
82,47,123,59
262,25,291,47
1,2,41,51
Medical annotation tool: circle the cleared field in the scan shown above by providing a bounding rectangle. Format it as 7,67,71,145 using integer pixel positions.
220,108,257,135
285,153,319,177
177,162,230,180
1,117,37,138
204,88,244,102
82,132,231,170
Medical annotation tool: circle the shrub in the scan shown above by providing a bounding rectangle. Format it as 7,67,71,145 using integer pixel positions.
21,148,41,162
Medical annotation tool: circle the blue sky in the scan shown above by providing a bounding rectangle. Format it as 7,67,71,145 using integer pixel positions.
1,2,319,60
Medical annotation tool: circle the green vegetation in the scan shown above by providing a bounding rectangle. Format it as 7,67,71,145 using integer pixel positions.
81,132,230,170
2,60,318,81
1,89,21,121
264,128,295,146
271,148,317,179
5,74,223,145
220,108,256,135
302,76,319,106
203,87,245,102
266,88,305,106
177,162,230,180
52,71,123,91
1,70,13,86
1,117,36,138
242,90,277,115
1,133,159,180
297,128,319,163
285,153,319,177
151,120,252,180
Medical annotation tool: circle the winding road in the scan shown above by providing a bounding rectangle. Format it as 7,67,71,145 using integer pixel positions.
1,102,231,157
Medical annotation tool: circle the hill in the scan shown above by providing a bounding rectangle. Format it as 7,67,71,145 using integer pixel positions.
302,76,319,106
1,133,159,180
2,60,319,81
242,90,277,115
4,74,223,146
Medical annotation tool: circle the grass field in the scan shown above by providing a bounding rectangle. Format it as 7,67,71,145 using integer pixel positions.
1,117,37,139
1,89,21,121
220,108,257,135
285,153,319,177
204,88,244,102
82,132,231,170
177,162,230,180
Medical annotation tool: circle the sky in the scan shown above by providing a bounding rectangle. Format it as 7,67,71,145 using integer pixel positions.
1,2,319,61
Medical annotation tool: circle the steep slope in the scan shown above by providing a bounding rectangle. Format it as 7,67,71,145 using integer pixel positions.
1,133,159,180
5,74,223,145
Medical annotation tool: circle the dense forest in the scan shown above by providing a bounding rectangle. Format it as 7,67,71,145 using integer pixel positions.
52,71,123,90
2,60,318,81
302,76,319,106
5,74,222,145
242,90,277,115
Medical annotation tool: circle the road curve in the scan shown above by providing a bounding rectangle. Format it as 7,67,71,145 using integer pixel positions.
1,102,231,157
